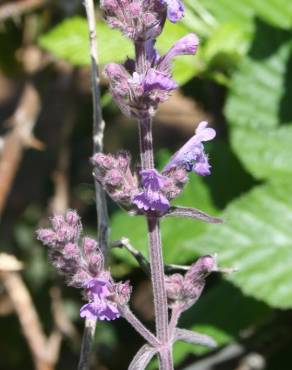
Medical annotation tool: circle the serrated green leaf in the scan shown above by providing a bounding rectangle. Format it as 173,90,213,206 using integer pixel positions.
231,126,292,181
111,175,219,266
184,182,292,309
225,23,292,180
226,41,291,130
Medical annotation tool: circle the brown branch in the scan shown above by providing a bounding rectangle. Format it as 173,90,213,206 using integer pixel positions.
0,81,42,217
0,270,53,370
0,0,46,22
0,253,78,370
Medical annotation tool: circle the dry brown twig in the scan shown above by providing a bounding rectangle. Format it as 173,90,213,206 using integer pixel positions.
0,254,60,370
0,81,42,217
0,0,46,22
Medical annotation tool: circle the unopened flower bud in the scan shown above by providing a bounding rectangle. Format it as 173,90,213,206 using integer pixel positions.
65,209,80,226
82,237,98,255
114,281,132,306
36,229,56,246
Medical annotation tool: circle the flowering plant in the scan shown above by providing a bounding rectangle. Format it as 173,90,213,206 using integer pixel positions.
36,1,229,369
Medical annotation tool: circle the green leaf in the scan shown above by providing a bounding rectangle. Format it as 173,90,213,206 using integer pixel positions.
231,126,292,181
245,0,292,30
184,182,292,309
111,175,219,266
200,0,292,30
39,16,133,65
204,23,251,69
226,41,291,130
199,0,254,30
225,24,292,181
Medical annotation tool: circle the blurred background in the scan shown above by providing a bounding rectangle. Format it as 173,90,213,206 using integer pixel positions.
0,0,292,369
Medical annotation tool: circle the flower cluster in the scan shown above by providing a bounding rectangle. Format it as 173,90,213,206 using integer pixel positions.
105,34,199,119
92,151,139,209
36,210,131,320
101,0,185,41
165,255,217,311
91,121,216,215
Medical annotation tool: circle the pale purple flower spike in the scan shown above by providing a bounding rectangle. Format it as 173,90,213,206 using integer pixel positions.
37,210,131,321
133,169,170,213
163,121,216,176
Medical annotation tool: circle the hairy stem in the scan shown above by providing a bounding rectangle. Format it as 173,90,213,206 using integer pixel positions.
158,348,174,370
77,319,97,370
137,114,173,369
168,304,183,339
79,1,109,369
138,118,155,169
136,27,173,370
147,217,169,344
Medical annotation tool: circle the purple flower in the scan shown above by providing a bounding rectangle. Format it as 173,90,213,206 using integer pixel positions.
80,278,120,321
104,33,198,119
101,0,166,40
163,121,216,176
133,169,170,213
162,0,185,23
80,300,120,321
158,34,199,73
144,69,178,92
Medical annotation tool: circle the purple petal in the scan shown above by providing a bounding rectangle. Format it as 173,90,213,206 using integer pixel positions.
195,121,216,141
144,69,177,92
133,190,170,213
80,303,99,320
193,154,211,176
164,0,185,23
98,302,120,320
163,122,215,174
80,301,120,321
140,169,168,191
84,278,111,299
163,33,199,62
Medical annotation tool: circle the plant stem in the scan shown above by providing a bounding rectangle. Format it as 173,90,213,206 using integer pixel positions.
84,0,109,254
77,319,97,370
138,118,154,169
79,1,109,369
147,217,169,344
137,110,173,370
135,29,173,370
169,304,183,338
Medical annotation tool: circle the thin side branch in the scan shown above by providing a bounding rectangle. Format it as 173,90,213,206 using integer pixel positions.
111,238,190,275
79,1,109,369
